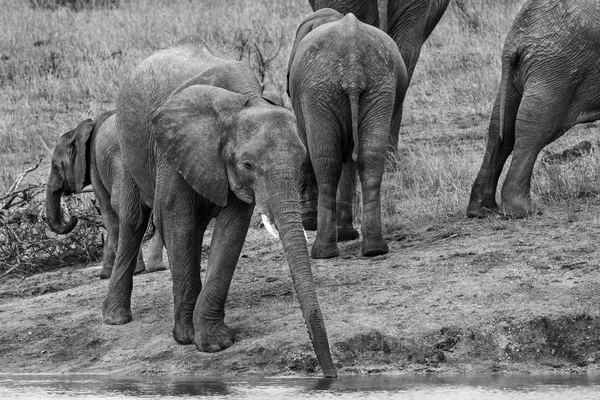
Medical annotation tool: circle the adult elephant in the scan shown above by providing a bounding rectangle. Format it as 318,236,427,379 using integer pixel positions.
309,0,450,137
288,9,408,258
102,37,336,378
45,111,167,278
467,0,600,219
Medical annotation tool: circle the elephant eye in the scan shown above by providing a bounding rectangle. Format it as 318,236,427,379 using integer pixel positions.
242,161,254,171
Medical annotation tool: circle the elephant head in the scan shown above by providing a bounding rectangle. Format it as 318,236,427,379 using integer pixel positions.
45,118,94,234
152,84,336,377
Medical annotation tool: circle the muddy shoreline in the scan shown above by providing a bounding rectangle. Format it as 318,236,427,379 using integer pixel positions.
1,202,600,377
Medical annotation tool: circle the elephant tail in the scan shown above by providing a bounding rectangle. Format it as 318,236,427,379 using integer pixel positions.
348,90,360,162
378,0,388,33
498,50,518,142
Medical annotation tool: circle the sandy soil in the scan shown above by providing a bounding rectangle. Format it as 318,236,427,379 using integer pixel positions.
1,201,600,377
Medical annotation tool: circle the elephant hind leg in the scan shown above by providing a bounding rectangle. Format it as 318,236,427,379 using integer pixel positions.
336,161,359,242
299,155,319,231
467,89,520,218
144,231,168,273
102,171,151,325
500,84,573,218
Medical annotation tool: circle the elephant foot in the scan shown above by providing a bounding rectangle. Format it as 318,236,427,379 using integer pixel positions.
145,260,168,273
361,236,389,257
194,320,235,352
337,225,359,242
499,200,543,219
173,320,195,345
134,262,145,275
311,239,339,259
466,202,499,218
99,266,112,280
102,300,132,325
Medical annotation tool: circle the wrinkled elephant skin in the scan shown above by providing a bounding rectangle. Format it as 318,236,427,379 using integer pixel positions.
102,38,336,378
467,0,600,219
45,112,167,279
288,10,408,258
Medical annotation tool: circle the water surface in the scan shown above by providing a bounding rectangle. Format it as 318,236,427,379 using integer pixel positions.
1,373,599,399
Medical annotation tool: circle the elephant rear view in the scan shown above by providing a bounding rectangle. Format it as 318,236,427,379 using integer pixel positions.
467,0,600,219
288,9,408,258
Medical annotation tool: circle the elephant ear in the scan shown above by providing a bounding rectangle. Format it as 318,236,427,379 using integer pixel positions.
261,83,284,107
287,8,344,94
72,118,94,192
152,85,249,207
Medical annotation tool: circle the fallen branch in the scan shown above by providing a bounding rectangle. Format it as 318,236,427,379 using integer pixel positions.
1,158,43,205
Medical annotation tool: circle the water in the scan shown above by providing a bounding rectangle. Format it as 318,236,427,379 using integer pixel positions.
0,374,599,399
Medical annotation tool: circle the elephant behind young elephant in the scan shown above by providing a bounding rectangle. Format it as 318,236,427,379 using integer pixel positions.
467,0,600,219
45,111,168,278
308,0,451,148
103,37,336,377
288,9,408,259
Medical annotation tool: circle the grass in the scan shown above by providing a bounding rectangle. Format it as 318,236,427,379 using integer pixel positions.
1,0,599,237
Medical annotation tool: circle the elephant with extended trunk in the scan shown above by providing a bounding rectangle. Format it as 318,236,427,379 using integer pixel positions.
102,37,336,378
288,9,408,258
45,112,167,278
467,0,600,219
308,0,450,147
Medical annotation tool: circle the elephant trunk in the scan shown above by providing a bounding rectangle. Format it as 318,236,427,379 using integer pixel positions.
45,185,78,234
267,172,337,378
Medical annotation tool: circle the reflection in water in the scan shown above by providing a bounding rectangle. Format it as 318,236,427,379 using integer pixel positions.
0,374,599,399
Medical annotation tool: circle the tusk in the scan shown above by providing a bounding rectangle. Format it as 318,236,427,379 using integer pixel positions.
303,228,308,243
261,214,279,239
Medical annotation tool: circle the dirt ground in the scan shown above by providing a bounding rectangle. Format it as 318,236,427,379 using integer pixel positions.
1,200,600,377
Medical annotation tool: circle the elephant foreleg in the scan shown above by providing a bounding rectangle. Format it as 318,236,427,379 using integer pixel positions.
336,161,359,241
193,199,254,352
102,171,150,325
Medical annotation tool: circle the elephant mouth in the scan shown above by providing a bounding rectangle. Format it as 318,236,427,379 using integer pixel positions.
260,213,307,242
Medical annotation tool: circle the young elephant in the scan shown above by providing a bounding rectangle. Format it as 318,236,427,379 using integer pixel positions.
45,111,168,279
102,38,336,378
288,9,408,258
467,0,600,218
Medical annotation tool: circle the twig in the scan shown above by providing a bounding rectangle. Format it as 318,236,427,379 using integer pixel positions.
0,264,19,281
1,158,43,203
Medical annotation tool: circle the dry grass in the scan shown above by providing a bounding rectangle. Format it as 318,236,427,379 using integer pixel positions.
1,0,599,269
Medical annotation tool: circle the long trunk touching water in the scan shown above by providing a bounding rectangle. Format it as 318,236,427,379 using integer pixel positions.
45,187,78,234
268,172,337,378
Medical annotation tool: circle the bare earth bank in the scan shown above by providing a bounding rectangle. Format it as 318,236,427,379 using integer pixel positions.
1,201,600,377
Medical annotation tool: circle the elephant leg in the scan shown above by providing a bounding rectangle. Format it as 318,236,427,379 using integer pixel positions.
134,249,146,275
99,206,118,280
193,199,253,352
358,143,388,257
500,85,571,218
467,91,519,218
145,231,168,273
102,171,150,325
336,161,359,242
310,133,342,259
155,184,207,345
357,95,394,257
299,155,319,231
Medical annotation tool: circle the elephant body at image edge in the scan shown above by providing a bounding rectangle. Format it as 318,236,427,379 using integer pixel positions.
467,0,600,219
